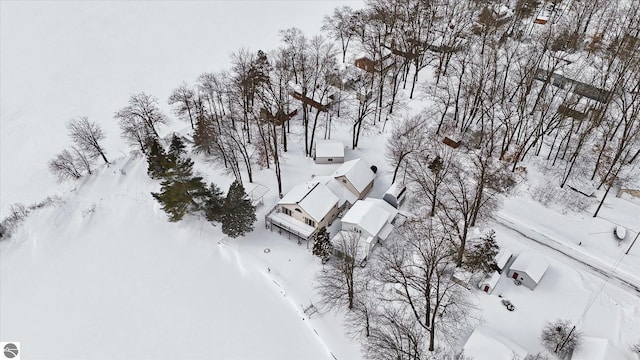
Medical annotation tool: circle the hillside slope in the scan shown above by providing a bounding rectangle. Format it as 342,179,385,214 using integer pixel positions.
0,153,336,359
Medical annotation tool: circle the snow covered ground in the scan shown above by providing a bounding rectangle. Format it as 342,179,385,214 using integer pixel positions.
2,1,640,359
0,0,364,216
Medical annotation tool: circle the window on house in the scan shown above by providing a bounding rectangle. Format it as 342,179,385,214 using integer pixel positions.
283,208,292,216
295,208,302,213
342,179,347,183
305,218,315,227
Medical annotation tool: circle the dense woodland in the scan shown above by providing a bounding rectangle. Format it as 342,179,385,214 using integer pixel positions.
30,0,640,358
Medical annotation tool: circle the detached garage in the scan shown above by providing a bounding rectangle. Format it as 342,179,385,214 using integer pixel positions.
314,140,345,164
478,272,501,294
507,251,549,290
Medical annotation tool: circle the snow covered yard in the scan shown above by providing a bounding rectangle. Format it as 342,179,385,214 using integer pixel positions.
0,152,362,359
2,0,640,359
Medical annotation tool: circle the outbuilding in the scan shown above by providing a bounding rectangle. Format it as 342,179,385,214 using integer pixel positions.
314,140,345,164
507,251,549,290
382,182,407,208
478,272,501,294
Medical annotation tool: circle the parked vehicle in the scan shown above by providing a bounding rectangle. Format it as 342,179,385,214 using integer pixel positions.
501,299,515,311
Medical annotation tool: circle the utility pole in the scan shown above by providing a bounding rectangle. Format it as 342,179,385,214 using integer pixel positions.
626,230,640,255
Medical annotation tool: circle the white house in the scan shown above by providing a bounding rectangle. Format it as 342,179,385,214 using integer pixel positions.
507,251,549,290
314,140,344,164
313,175,358,211
332,159,376,200
478,271,501,294
332,198,398,264
267,181,340,241
462,327,528,360
341,198,397,243
571,337,627,360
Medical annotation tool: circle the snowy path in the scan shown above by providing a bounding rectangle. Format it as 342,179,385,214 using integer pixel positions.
495,215,640,296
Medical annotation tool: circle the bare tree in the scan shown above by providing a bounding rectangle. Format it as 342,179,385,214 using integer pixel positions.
322,6,357,63
115,92,169,141
315,229,364,310
70,146,94,175
363,305,427,360
66,116,109,164
377,215,474,352
168,83,197,130
48,149,83,182
385,114,430,183
540,319,582,360
118,114,148,152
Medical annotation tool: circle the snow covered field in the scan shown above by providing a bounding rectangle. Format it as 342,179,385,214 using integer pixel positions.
2,1,640,359
1,1,365,358
0,0,363,215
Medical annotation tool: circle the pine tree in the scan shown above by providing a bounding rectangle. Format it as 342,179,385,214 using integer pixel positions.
464,229,500,274
151,156,207,222
169,133,186,158
145,137,171,180
204,183,225,223
312,226,333,263
220,181,256,238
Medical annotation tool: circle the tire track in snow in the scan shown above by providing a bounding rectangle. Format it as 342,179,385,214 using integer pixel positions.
495,215,640,296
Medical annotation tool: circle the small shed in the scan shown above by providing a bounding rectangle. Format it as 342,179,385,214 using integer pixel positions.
507,251,549,290
383,182,407,208
493,248,513,274
354,56,377,73
478,272,501,294
442,136,461,148
314,140,345,164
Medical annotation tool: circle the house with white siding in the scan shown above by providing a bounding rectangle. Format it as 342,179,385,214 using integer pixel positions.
332,198,398,264
332,158,376,200
266,181,340,241
507,251,549,290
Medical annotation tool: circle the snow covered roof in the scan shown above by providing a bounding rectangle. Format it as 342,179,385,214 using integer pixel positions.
315,140,344,158
463,327,528,360
478,272,501,289
570,337,626,360
384,182,406,198
317,176,358,208
333,158,375,193
511,251,549,284
364,198,398,221
341,199,394,237
278,182,339,222
268,212,316,238
378,223,394,241
495,248,513,270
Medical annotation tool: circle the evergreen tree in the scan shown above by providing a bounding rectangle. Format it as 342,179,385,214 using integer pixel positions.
169,133,186,158
151,156,207,222
312,226,333,263
204,183,225,223
464,229,500,274
145,137,171,180
192,116,216,155
220,181,256,238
